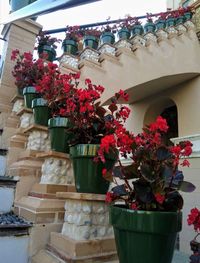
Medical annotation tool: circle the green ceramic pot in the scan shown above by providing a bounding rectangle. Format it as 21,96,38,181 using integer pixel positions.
100,32,115,45
155,19,166,30
48,117,72,153
70,144,116,194
117,28,130,40
109,205,182,263
23,86,40,109
144,21,156,33
131,24,144,37
166,17,175,27
176,16,185,25
83,35,99,50
38,45,56,62
62,39,78,55
32,98,50,126
184,12,193,21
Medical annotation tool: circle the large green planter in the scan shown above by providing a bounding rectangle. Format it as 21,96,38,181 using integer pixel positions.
70,144,116,194
48,117,72,153
62,39,78,55
110,205,182,263
117,28,130,40
100,32,115,45
38,45,56,62
131,24,144,37
144,21,156,33
83,36,99,50
32,98,50,126
23,86,40,109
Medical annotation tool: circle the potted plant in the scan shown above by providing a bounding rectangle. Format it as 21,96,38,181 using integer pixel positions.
58,75,129,194
130,18,144,37
100,18,116,45
144,13,156,33
117,16,132,40
98,115,195,263
82,28,101,50
184,7,193,21
166,11,176,27
35,65,78,152
175,8,186,25
155,12,167,31
35,31,61,62
11,49,42,106
62,26,81,55
187,208,200,262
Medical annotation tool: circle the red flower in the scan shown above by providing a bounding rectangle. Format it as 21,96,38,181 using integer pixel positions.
102,168,107,176
130,202,138,210
118,89,129,101
100,135,116,153
187,208,200,232
155,193,165,204
11,49,19,60
105,192,116,203
149,116,169,132
181,159,190,167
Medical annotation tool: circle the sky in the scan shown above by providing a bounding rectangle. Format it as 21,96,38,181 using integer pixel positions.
0,0,167,55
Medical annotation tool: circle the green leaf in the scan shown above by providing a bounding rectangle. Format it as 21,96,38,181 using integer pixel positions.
96,106,107,118
103,170,113,182
112,184,127,196
140,164,156,183
123,165,139,179
178,181,196,192
157,146,171,161
108,103,118,114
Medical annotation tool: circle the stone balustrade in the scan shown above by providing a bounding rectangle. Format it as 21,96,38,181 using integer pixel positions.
59,21,195,70
61,194,113,241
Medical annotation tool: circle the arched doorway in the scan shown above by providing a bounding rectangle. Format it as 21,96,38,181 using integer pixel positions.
144,98,178,144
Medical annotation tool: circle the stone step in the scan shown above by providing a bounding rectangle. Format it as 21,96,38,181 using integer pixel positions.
15,196,65,224
31,249,65,263
47,242,117,263
50,232,116,258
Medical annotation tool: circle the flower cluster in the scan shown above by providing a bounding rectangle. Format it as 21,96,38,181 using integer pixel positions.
35,31,61,50
188,208,200,232
11,49,46,90
99,116,195,212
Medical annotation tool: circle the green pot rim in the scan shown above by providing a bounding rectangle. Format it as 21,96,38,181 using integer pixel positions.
32,98,48,108
48,117,69,128
62,39,78,46
38,45,56,54
23,86,37,95
109,205,182,234
84,35,99,41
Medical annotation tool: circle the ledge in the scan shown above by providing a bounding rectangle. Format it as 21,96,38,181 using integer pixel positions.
36,150,70,160
11,94,23,103
16,107,32,116
56,192,105,201
23,124,48,134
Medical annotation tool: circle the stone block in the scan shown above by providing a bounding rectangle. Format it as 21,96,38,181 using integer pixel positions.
50,232,116,258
